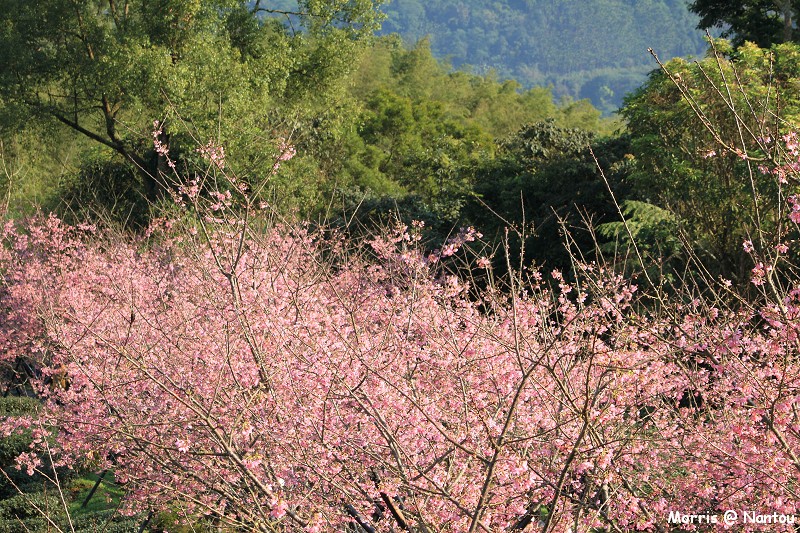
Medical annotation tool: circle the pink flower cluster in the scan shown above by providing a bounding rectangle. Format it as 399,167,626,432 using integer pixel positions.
789,195,800,224
751,261,771,285
197,140,226,170
1,215,799,531
152,121,176,170
271,138,296,174
428,226,482,263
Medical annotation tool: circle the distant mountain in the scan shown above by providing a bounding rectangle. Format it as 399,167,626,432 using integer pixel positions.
378,0,711,113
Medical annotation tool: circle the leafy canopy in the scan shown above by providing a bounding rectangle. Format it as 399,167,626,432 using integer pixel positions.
622,40,800,282
0,0,384,198
689,0,800,47
379,0,709,113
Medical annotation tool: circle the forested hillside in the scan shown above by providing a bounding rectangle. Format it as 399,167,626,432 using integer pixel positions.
379,0,710,113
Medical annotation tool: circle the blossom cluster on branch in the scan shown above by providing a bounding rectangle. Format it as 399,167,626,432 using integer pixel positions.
0,209,799,532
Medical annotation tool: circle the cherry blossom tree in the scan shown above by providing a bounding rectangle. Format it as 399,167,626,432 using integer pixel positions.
1,131,800,532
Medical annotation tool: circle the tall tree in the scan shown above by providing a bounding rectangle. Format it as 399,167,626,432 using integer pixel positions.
689,0,800,47
0,0,383,198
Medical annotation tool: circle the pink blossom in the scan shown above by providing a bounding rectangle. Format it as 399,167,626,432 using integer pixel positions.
197,140,226,169
3,213,800,531
751,262,769,285
440,243,458,257
269,498,288,519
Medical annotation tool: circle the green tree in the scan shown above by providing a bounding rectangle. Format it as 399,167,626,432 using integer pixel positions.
689,0,800,47
621,41,800,282
377,0,709,111
331,37,617,242
0,0,383,201
464,120,632,271
339,86,492,220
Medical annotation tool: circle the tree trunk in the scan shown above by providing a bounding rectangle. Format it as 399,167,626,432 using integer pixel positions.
774,0,794,42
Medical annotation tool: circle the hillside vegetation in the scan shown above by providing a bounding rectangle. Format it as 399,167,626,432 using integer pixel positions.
380,0,710,112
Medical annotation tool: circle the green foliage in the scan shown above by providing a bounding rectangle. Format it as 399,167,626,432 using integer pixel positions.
0,399,140,532
347,87,488,215
0,488,140,533
0,493,61,525
149,510,215,533
0,130,87,217
58,155,151,230
329,37,615,232
0,0,384,216
0,398,134,531
0,7,617,232
598,200,683,281
689,0,800,48
378,0,709,113
621,40,800,281
0,398,39,419
464,120,633,271
598,200,679,250
0,398,38,478
351,38,613,138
